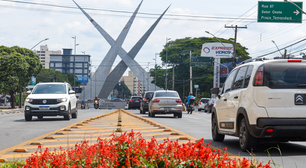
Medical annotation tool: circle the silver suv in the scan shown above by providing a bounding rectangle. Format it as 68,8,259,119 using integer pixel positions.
24,82,78,121
211,59,306,151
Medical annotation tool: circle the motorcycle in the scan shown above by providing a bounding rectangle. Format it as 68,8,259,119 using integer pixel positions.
94,100,99,109
187,98,195,114
81,103,85,109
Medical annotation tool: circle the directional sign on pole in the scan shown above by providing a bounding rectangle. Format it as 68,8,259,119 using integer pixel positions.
258,1,303,23
190,56,213,67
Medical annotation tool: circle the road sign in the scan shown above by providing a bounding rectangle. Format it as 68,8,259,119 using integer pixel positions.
190,56,213,67
258,1,303,23
194,85,199,88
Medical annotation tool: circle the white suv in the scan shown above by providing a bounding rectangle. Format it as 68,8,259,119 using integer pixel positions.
211,59,306,151
24,82,78,121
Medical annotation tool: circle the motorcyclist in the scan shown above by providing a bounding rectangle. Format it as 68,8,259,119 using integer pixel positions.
94,96,100,109
94,96,100,102
187,93,195,110
81,100,86,109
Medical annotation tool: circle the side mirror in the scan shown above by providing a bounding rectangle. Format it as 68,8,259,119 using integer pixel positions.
210,88,220,99
26,90,32,94
69,90,75,94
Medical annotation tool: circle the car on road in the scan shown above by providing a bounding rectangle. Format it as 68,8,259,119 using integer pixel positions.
211,59,306,152
24,82,78,121
140,91,154,114
197,98,210,111
128,96,142,109
148,90,182,118
204,98,215,113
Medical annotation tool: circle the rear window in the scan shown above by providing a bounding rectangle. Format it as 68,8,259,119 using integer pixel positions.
145,92,154,98
155,92,178,97
201,99,209,103
264,63,306,89
132,97,141,100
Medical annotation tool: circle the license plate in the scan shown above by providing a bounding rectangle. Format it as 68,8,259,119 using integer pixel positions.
39,106,50,110
135,100,139,102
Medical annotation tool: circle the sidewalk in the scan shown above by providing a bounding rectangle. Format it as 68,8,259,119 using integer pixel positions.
0,106,24,114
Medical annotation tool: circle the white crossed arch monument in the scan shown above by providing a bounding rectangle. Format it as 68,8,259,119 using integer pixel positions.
73,0,169,100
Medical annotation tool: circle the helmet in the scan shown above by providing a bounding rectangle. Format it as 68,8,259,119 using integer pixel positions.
189,92,193,95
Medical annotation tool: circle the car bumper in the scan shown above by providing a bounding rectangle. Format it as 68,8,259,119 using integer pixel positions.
151,105,182,114
249,118,306,140
24,104,69,116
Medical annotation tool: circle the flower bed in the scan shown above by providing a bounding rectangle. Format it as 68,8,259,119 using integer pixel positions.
1,130,271,168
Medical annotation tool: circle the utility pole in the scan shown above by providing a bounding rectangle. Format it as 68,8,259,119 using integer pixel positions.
190,51,192,94
165,37,171,90
224,25,247,68
172,64,175,90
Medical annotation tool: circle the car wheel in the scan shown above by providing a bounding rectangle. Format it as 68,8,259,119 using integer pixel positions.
211,114,224,142
64,105,71,120
140,107,143,114
198,109,201,111
25,114,32,121
151,112,155,117
38,116,43,119
72,107,78,119
178,113,182,118
239,118,257,152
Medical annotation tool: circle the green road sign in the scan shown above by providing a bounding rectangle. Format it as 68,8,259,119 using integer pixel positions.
190,56,213,67
258,1,303,23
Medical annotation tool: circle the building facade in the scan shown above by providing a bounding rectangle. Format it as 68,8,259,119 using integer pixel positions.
121,71,146,96
34,45,62,69
49,48,91,78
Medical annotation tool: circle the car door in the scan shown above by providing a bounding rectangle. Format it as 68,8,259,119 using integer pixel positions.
226,66,248,131
68,85,76,109
216,69,238,132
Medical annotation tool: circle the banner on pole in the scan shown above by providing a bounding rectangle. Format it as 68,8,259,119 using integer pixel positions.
201,42,233,58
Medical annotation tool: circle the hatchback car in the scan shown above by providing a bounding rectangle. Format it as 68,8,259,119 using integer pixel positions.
140,91,154,114
198,98,210,111
148,90,182,118
24,82,78,121
211,59,306,151
128,96,142,109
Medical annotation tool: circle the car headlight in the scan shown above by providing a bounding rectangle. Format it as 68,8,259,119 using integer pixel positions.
57,98,67,102
25,98,33,103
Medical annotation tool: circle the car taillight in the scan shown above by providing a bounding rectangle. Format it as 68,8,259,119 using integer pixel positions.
153,99,160,103
144,98,147,102
130,99,134,102
288,60,302,62
254,66,263,86
176,99,182,103
211,103,214,105
265,128,273,135
199,102,201,105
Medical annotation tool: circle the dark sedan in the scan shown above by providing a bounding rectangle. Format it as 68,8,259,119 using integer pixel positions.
128,96,142,109
140,91,154,114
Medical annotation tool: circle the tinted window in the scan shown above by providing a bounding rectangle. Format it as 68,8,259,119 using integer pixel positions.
265,63,306,88
243,65,253,88
233,66,248,90
201,99,209,103
223,69,238,93
155,92,178,97
145,92,154,98
132,97,141,100
32,84,66,94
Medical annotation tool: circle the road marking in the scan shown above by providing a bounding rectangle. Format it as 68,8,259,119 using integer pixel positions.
0,109,235,161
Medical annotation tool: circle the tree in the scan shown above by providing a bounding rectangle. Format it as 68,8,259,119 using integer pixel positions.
114,81,131,99
150,37,250,99
36,68,81,87
0,46,42,108
300,52,306,58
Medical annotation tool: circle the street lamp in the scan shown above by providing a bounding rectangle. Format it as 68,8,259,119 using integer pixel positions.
271,40,283,58
31,38,49,50
165,37,171,90
72,36,79,91
153,53,159,91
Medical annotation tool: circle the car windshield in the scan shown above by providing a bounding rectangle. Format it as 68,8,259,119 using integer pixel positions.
155,92,178,97
265,63,306,89
32,84,66,94
145,92,154,98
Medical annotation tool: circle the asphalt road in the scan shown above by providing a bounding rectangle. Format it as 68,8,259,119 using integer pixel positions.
1,108,306,167
128,109,306,168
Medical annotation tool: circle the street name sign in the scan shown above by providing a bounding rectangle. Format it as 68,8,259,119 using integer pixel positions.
258,1,303,23
190,56,213,67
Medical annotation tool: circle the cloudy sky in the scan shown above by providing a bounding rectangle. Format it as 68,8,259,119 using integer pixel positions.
0,0,305,74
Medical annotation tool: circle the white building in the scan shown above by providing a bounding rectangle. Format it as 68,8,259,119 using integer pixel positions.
34,45,61,69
